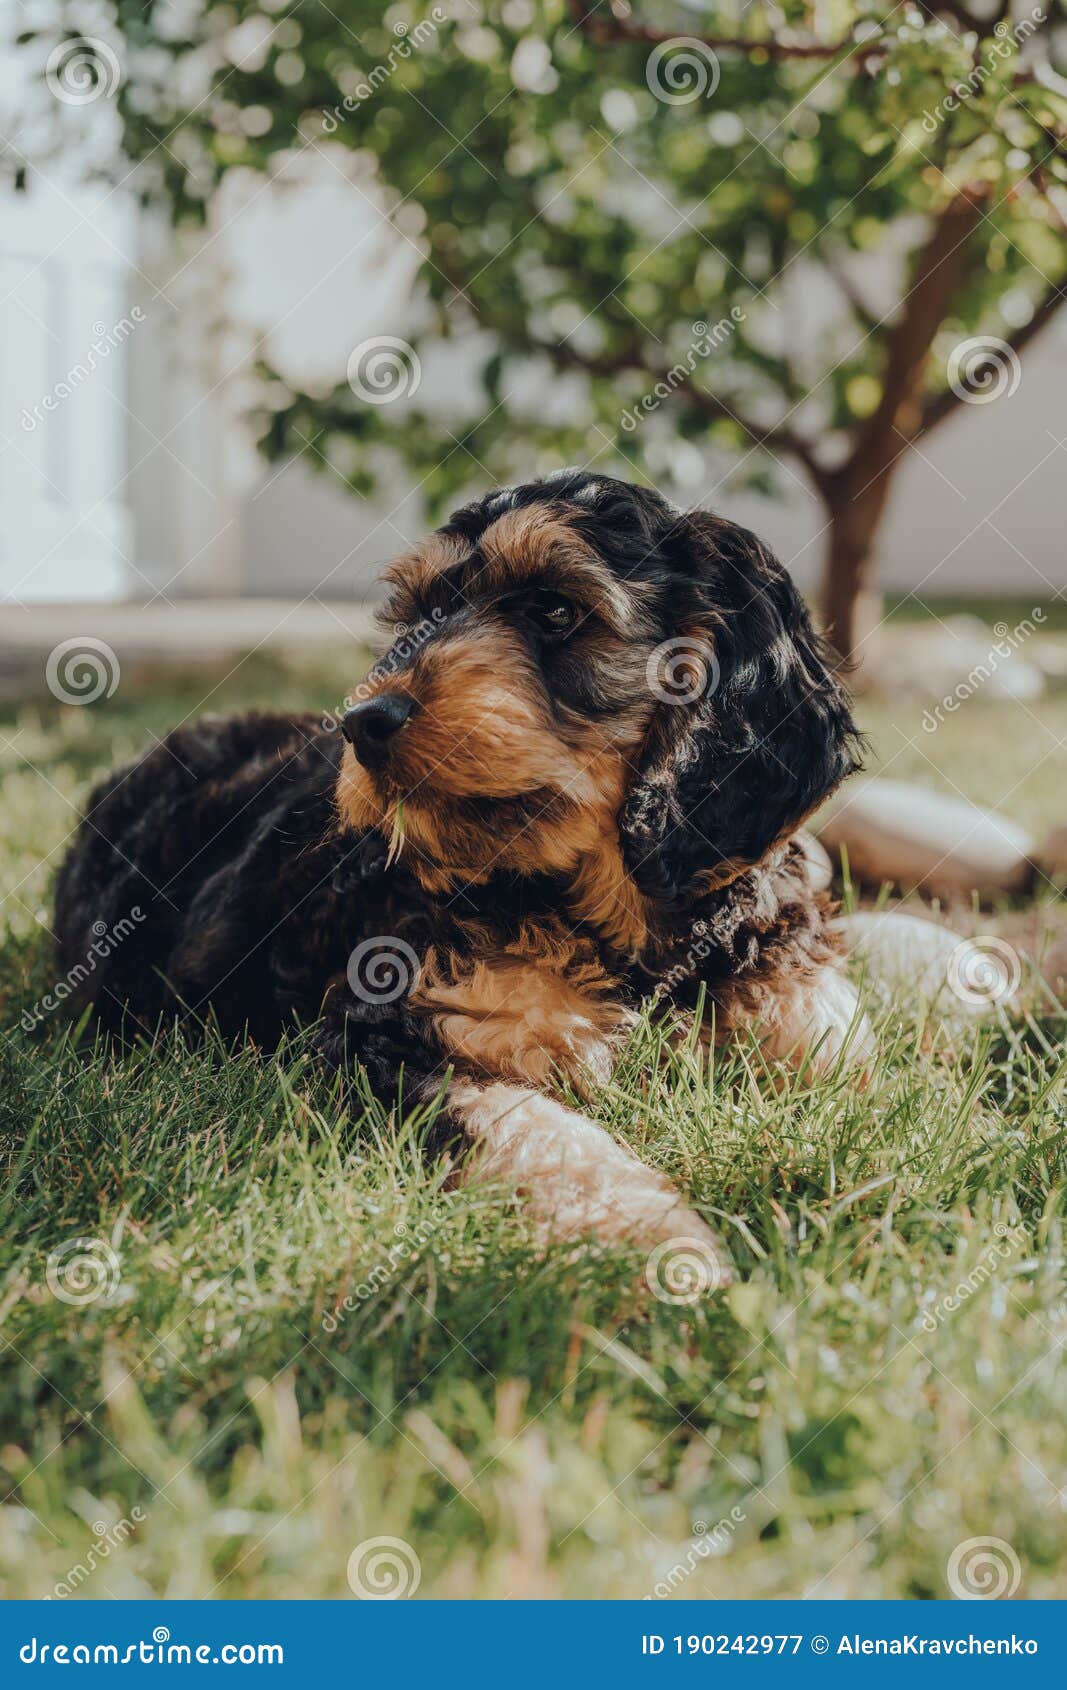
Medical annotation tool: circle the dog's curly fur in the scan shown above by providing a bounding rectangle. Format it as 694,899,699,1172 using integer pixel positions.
54,472,868,1269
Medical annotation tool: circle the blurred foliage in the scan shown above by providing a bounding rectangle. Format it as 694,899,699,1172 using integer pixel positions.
13,2,1067,520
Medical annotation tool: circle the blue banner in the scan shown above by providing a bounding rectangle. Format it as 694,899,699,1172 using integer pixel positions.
0,1601,1060,1684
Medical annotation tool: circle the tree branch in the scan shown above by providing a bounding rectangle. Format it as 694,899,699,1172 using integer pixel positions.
569,2,1044,72
683,385,824,478
427,235,827,477
825,253,882,335
919,277,1067,435
1028,166,1067,233
851,189,988,464
1014,1,1067,106
530,336,823,476
924,0,1004,31
565,0,887,64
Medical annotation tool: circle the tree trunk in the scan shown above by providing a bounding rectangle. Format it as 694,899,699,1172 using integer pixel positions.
818,191,988,667
820,473,892,668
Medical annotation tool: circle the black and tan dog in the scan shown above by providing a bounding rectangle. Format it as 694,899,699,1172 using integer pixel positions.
55,472,870,1273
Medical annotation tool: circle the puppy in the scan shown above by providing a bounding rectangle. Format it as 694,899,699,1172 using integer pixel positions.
54,473,869,1275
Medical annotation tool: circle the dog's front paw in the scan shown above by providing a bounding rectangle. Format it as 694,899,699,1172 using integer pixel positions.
759,964,875,1083
331,830,390,893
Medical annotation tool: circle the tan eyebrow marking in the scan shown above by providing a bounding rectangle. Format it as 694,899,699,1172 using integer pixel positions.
477,505,635,631
380,532,472,618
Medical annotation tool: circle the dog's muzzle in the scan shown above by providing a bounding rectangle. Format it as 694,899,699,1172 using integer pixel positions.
342,693,418,769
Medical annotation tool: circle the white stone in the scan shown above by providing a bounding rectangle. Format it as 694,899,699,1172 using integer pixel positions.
835,910,1019,1018
816,778,1034,898
1035,825,1067,881
865,616,1045,705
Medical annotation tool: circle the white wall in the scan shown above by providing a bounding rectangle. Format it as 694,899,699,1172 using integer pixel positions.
218,311,1067,608
0,177,137,603
152,155,1067,606
729,322,1067,606
6,147,1066,606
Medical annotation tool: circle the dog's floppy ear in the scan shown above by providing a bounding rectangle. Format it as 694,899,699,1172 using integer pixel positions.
620,511,861,904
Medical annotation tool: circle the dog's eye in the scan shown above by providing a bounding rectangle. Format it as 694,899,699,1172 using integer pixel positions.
525,592,578,636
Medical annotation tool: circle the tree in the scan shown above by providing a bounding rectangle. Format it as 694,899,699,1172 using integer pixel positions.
18,0,1067,660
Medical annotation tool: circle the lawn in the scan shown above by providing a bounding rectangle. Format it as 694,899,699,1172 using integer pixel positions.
2,637,1067,1601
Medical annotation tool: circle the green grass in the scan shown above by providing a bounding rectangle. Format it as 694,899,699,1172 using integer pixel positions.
884,593,1067,633
2,646,1067,1601
860,691,1067,842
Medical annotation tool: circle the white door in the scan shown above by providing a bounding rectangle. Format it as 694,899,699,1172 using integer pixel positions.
1,172,136,602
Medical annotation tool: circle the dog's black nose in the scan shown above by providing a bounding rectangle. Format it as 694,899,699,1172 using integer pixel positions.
342,693,417,767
